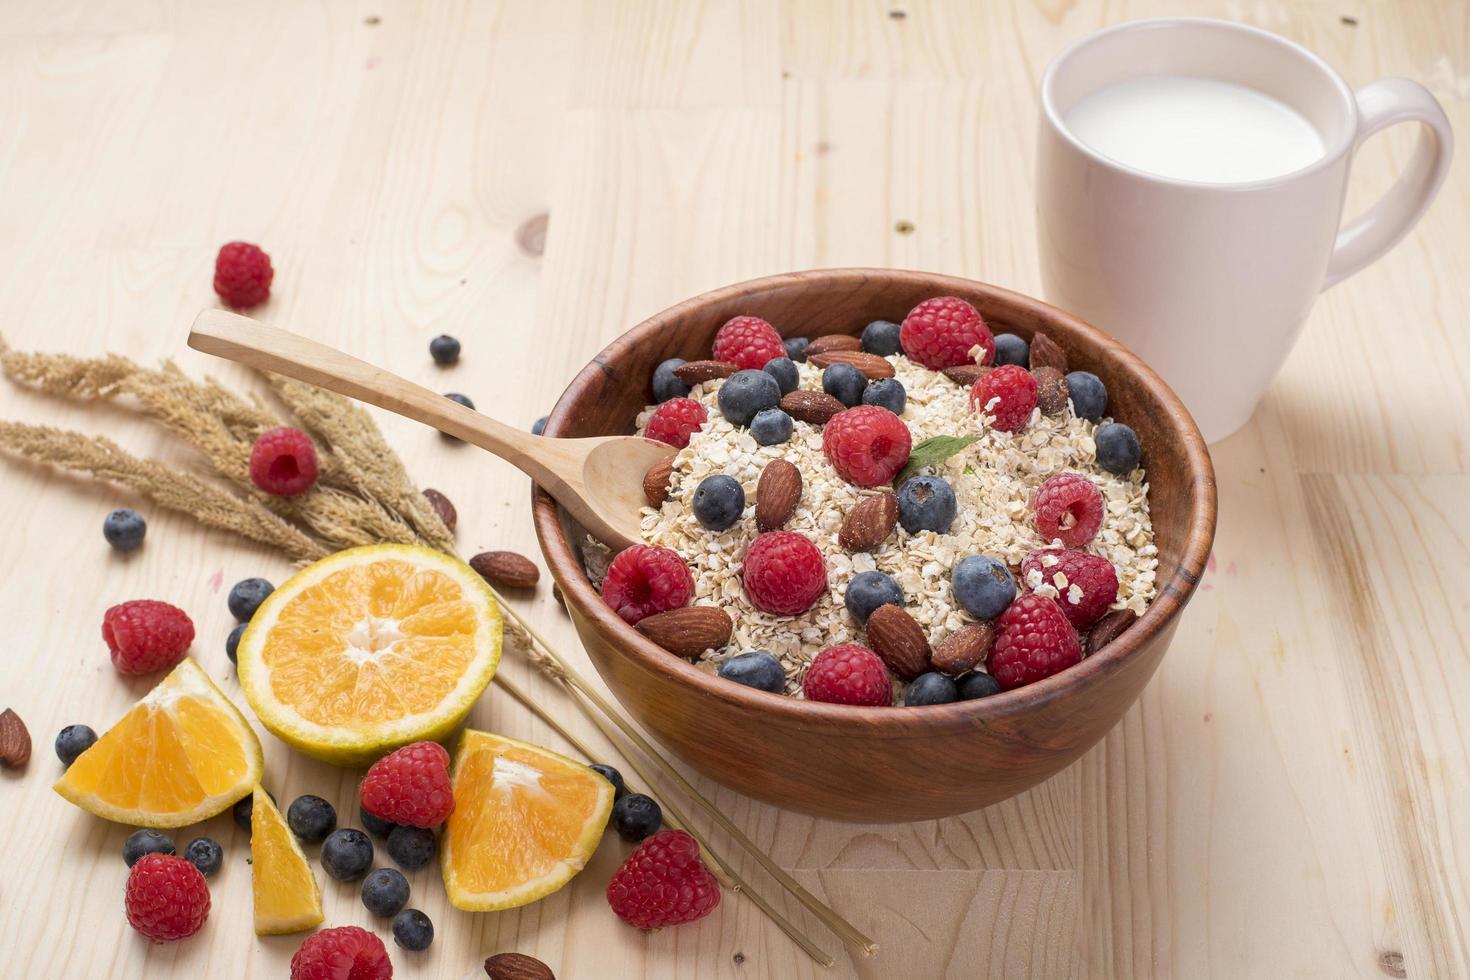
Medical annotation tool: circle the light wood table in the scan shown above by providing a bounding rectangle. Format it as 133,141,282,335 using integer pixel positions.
1,2,1465,977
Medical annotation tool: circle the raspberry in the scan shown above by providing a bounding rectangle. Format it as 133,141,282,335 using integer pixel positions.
606,829,720,929
711,315,785,370
742,531,827,615
290,926,393,980
1033,472,1104,548
249,427,319,496
989,594,1082,690
970,364,1038,432
102,600,195,674
1020,549,1119,628
643,397,708,449
899,296,995,370
124,853,210,943
601,545,694,625
802,644,893,706
821,405,913,487
359,741,455,829
213,241,274,309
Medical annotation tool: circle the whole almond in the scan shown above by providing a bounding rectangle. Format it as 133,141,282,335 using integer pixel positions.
423,488,457,532
756,459,802,532
780,390,846,425
808,350,896,379
930,622,994,676
1029,330,1068,373
942,364,988,386
866,604,931,681
470,551,540,589
1086,609,1138,655
838,492,898,551
0,708,31,769
643,456,675,506
485,952,557,980
805,334,862,356
673,360,739,384
635,606,734,658
1032,366,1069,416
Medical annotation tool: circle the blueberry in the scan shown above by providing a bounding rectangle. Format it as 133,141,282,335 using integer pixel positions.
386,825,437,871
532,416,548,436
589,764,626,799
54,724,96,766
225,622,247,664
321,828,374,881
428,334,461,365
360,806,397,839
392,908,434,952
822,363,867,407
1095,422,1141,475
861,377,906,415
1065,371,1107,421
762,356,799,395
692,475,745,531
861,320,902,356
442,393,475,441
956,671,1003,700
951,556,1016,620
652,358,690,402
717,369,781,426
362,867,410,917
750,408,793,446
102,509,146,553
228,577,274,622
611,793,663,842
232,789,275,834
845,570,904,625
993,333,1030,368
783,337,810,362
286,795,337,844
123,829,175,867
904,672,959,706
896,476,957,534
716,650,786,693
182,837,223,878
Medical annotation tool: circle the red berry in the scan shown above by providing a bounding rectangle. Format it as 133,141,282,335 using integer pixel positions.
601,545,694,625
989,594,1082,690
213,241,274,309
802,644,892,706
606,829,721,929
1033,472,1104,548
742,531,827,616
359,741,454,828
124,853,210,943
102,600,194,674
249,426,319,496
970,364,1038,432
644,397,708,449
711,315,785,370
1020,549,1119,628
290,925,393,980
821,405,913,488
899,296,994,370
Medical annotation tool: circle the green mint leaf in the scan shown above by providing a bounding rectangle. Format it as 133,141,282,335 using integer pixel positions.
895,435,977,486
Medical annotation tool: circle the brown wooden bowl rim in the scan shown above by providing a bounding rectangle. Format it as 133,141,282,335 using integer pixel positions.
533,268,1217,739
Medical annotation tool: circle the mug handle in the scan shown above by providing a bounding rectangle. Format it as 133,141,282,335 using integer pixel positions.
1323,78,1454,289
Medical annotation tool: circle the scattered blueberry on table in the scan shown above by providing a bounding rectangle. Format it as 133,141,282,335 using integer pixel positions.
102,508,147,553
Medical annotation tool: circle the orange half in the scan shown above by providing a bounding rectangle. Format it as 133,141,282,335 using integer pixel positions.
251,786,324,934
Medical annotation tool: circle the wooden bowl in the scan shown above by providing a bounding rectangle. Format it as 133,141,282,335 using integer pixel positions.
532,269,1216,822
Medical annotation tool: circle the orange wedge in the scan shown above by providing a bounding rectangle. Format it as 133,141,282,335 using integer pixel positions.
442,730,615,911
251,786,324,934
53,658,263,828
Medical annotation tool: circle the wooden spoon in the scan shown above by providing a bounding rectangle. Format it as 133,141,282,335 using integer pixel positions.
188,309,672,551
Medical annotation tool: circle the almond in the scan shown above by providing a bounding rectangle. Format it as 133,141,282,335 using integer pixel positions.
930,622,994,676
780,390,846,425
0,708,31,769
423,488,457,532
469,551,540,589
942,364,988,386
755,459,802,532
485,953,557,980
804,334,862,356
635,606,733,658
673,360,738,384
838,492,898,551
1086,609,1138,655
808,350,896,379
643,456,675,506
1029,330,1068,373
1032,366,1069,416
865,604,930,681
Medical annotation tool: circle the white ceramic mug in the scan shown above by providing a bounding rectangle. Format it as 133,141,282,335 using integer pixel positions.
1037,18,1453,443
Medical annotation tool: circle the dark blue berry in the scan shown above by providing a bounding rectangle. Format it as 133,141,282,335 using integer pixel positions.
861,377,906,415
611,793,662,842
442,393,475,441
232,789,274,835
896,476,957,534
1095,422,1141,475
717,369,781,426
692,475,745,531
822,363,867,407
750,408,793,446
228,577,274,622
123,829,175,867
386,825,437,870
762,356,799,395
54,724,96,766
321,828,374,881
993,333,1030,368
392,908,434,952
362,867,410,917
716,650,786,693
102,509,146,553
861,320,902,356
182,837,223,877
904,672,959,706
226,623,246,664
1065,371,1107,421
429,334,461,366
783,337,810,362
286,795,337,844
844,570,904,625
951,556,1016,620
956,671,1003,700
360,805,397,839
589,764,626,799
532,416,548,436
652,358,691,402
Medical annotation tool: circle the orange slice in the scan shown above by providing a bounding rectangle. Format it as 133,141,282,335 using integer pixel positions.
53,658,263,827
251,786,324,934
442,729,615,911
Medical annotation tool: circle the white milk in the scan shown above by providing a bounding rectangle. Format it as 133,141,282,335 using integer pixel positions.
1063,75,1325,183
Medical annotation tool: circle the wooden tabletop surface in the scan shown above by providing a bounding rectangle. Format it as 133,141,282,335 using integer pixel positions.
1,2,1466,977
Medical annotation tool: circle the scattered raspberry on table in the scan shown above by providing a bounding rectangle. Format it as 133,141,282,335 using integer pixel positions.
970,363,1038,432
606,829,721,929
124,853,210,943
822,405,913,487
1033,472,1104,548
643,397,708,449
1021,549,1119,628
212,241,274,309
711,315,785,370
102,599,194,674
601,544,694,625
802,644,893,706
290,925,393,980
359,741,455,829
742,531,827,615
249,426,319,496
989,594,1082,690
899,295,995,369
